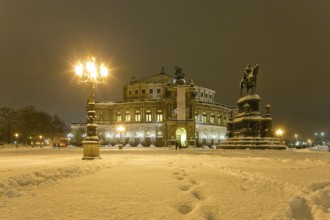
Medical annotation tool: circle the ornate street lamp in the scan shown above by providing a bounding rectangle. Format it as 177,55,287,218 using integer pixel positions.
75,54,108,159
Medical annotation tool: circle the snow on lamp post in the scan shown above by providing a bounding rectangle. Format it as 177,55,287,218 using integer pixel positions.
75,54,108,159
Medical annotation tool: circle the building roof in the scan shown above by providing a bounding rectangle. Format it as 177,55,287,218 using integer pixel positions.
130,73,172,85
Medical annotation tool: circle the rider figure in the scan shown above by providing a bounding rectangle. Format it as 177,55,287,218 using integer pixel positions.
243,64,252,83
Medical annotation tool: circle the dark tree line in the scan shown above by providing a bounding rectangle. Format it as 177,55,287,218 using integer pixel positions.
0,106,67,144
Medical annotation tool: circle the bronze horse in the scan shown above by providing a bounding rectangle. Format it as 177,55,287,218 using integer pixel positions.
240,64,259,96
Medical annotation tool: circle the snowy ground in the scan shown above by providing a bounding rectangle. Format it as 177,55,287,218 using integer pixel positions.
0,147,330,220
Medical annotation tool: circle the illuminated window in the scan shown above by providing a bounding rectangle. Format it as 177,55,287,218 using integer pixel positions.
156,110,163,122
210,113,215,124
125,111,131,122
116,112,122,122
157,131,162,136
195,112,198,123
146,110,152,122
135,110,141,122
202,112,207,123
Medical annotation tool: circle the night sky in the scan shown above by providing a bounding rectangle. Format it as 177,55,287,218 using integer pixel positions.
1,0,329,138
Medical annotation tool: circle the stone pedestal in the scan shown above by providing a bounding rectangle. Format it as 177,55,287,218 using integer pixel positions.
82,141,101,160
218,94,286,150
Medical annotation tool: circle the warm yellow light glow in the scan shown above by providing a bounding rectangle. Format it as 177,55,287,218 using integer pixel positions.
75,63,83,76
100,64,108,77
117,125,125,132
86,61,94,72
276,129,284,136
75,55,108,84
15,133,19,138
90,70,97,79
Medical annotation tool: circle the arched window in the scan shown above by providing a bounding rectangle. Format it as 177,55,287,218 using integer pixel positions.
135,110,141,122
116,112,122,122
156,110,163,122
195,112,198,123
145,110,152,122
218,114,222,125
210,113,215,124
125,111,131,122
157,131,162,136
202,112,207,123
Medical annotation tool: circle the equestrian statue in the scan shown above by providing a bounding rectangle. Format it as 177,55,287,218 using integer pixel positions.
240,64,259,96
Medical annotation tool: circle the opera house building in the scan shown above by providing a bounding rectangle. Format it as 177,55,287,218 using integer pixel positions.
71,67,234,147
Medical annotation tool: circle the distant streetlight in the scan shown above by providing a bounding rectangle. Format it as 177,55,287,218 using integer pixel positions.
275,129,284,143
39,135,43,148
75,54,108,159
307,139,312,146
14,133,19,148
294,133,299,146
116,125,125,149
275,129,283,137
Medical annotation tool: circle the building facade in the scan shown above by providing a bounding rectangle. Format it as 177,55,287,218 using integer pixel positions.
71,67,234,147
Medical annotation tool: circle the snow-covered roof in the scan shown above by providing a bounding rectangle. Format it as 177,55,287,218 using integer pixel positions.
130,73,172,85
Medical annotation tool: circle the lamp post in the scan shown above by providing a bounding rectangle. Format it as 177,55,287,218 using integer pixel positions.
14,133,19,148
294,134,299,147
75,54,108,159
276,129,284,144
116,125,125,149
39,135,43,148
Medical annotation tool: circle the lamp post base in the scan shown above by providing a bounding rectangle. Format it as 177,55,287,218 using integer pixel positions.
82,140,101,160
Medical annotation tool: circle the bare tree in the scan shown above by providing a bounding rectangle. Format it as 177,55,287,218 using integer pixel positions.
0,107,17,144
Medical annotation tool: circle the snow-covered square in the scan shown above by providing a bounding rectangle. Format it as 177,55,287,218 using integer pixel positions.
0,147,330,219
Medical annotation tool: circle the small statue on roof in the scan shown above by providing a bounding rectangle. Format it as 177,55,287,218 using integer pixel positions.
160,66,165,74
174,66,185,79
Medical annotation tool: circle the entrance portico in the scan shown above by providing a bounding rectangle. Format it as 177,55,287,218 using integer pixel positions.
175,127,187,147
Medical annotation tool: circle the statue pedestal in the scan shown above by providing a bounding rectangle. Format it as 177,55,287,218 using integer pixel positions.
218,94,286,150
82,140,101,160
